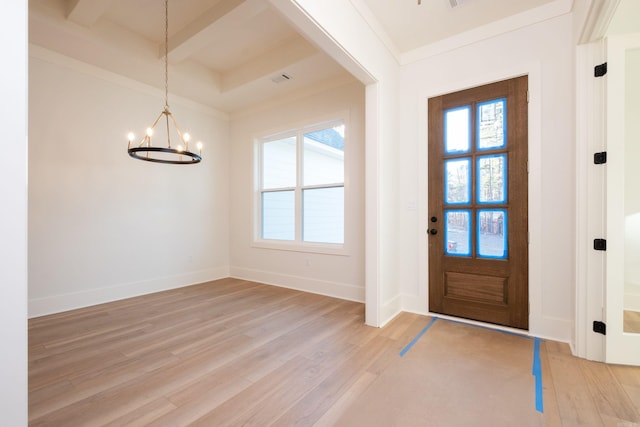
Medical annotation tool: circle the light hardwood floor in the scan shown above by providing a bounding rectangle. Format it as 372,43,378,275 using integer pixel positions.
625,310,640,333
29,278,640,426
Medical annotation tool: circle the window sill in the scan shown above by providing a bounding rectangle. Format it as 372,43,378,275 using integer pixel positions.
251,240,349,256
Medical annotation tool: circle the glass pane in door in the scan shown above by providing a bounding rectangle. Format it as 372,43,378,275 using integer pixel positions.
477,154,507,203
445,210,471,256
445,106,471,153
477,209,507,259
445,158,471,204
477,98,506,150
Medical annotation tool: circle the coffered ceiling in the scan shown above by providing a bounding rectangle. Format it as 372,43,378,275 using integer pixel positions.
29,0,572,115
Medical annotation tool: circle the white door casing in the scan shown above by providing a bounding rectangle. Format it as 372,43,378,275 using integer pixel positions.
605,32,640,366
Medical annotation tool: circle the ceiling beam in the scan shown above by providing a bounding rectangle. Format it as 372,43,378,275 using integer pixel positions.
220,36,316,93
66,0,115,27
167,0,268,62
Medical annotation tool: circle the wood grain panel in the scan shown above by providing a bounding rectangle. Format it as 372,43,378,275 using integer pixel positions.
444,272,507,304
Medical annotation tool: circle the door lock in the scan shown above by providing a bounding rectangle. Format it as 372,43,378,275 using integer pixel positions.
428,228,438,235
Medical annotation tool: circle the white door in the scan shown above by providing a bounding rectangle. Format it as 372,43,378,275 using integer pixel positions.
605,32,640,365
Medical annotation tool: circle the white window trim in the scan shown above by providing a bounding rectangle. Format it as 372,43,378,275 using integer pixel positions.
253,115,350,256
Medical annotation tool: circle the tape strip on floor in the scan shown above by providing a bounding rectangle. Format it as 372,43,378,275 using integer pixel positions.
399,317,438,357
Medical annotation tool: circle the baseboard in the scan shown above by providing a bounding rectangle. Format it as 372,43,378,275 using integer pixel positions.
400,293,428,316
229,267,365,303
28,266,230,318
379,294,403,327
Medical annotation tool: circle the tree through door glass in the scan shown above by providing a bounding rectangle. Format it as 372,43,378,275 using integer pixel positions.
443,98,508,260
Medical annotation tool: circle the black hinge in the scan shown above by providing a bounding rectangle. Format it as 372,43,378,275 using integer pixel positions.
594,239,607,251
594,62,607,77
594,152,607,164
593,321,606,335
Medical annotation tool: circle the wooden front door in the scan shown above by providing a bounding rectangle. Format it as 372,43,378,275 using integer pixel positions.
428,76,529,329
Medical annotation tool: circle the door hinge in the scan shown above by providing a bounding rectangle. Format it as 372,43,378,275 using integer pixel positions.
594,62,607,77
593,320,606,335
593,238,607,251
594,152,607,164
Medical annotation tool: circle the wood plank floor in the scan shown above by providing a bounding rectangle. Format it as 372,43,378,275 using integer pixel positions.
625,310,640,333
29,278,640,426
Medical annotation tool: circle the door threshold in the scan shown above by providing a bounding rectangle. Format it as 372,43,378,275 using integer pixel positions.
427,312,532,339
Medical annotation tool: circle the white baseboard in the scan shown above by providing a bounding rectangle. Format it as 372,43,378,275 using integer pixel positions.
28,267,230,318
229,267,365,303
379,294,403,327
400,293,428,316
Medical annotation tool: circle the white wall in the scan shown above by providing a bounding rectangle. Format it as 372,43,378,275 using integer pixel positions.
28,47,230,317
271,0,402,326
0,1,28,424
229,81,366,301
397,14,576,342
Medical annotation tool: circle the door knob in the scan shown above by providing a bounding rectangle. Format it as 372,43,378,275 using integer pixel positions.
428,228,438,235
430,216,438,223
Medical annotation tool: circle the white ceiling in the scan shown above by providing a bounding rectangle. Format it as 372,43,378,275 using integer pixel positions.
360,0,556,53
29,0,570,115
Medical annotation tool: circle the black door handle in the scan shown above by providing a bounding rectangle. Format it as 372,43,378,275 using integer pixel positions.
428,228,438,235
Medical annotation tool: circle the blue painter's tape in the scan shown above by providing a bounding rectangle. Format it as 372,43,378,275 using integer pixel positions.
399,317,438,357
533,337,544,413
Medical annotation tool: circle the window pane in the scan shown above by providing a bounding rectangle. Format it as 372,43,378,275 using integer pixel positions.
477,154,507,203
303,187,344,244
445,158,471,204
262,137,296,189
445,210,471,256
445,106,471,153
303,124,345,186
477,98,506,150
478,209,507,259
262,191,295,240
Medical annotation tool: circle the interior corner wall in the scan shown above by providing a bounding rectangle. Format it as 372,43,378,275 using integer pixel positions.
0,1,28,424
28,49,231,317
228,81,366,301
397,13,576,343
272,0,403,326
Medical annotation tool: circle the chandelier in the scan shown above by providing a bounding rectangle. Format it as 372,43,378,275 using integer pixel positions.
127,0,203,164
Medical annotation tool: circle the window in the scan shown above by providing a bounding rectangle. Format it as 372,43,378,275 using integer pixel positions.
258,120,345,247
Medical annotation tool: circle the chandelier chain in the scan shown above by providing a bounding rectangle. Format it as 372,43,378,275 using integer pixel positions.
164,0,169,109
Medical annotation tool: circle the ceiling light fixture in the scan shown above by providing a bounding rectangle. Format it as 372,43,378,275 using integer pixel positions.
127,0,202,164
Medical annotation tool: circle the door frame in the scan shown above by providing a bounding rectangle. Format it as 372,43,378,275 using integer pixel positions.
427,77,529,329
605,32,640,365
420,64,546,336
574,0,623,362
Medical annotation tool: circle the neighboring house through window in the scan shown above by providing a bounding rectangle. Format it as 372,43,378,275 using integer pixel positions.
257,119,345,249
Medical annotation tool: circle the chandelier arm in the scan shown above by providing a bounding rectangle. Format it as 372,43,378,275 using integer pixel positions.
167,111,189,150
165,111,171,148
137,111,165,147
